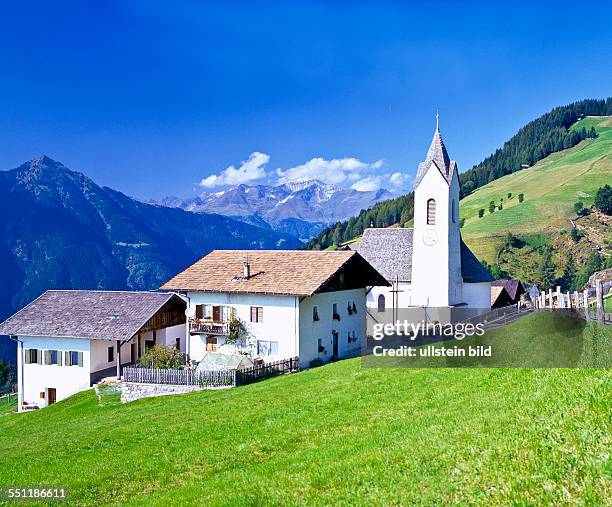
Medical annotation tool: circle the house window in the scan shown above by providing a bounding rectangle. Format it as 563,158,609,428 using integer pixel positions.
257,340,278,356
195,304,204,319
108,346,114,363
313,306,319,321
25,349,39,364
250,306,263,323
175,338,181,350
43,350,61,366
348,301,357,315
65,351,83,367
377,294,386,312
427,198,436,225
145,340,154,351
332,303,340,321
317,339,325,354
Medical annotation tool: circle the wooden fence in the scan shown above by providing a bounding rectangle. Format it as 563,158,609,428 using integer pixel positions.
235,357,299,386
122,357,299,388
123,366,235,387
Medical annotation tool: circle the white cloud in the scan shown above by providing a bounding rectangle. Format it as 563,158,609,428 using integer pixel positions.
276,157,385,187
388,172,411,190
351,176,384,192
199,152,269,188
197,152,408,193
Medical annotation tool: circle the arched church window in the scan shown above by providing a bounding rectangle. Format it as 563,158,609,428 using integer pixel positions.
452,199,456,223
427,198,436,225
377,294,386,313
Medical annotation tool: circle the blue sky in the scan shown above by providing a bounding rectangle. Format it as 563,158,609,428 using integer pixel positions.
0,1,610,199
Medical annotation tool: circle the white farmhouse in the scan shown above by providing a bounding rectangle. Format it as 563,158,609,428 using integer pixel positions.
358,116,493,316
160,250,389,367
0,290,186,411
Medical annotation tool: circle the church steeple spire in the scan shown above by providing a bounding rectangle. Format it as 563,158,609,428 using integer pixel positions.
413,111,455,188
436,110,439,131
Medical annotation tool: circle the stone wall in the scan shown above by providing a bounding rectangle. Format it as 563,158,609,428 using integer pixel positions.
121,382,205,403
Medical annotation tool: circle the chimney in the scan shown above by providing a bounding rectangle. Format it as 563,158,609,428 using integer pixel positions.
243,260,250,279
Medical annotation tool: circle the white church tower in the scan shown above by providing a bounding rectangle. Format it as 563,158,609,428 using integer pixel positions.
411,114,463,307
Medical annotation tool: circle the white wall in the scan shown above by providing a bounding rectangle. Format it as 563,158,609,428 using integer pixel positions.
298,288,366,367
366,282,413,309
411,163,462,307
17,336,90,411
186,292,299,362
462,282,491,311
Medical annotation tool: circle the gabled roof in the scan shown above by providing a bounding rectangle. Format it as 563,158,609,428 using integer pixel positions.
413,125,457,189
357,228,494,284
357,228,414,282
491,279,525,300
160,250,389,296
0,290,185,341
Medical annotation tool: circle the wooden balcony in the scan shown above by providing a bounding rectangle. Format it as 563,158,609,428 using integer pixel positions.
190,319,230,336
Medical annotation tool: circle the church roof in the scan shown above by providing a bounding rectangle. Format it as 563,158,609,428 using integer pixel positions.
357,228,494,284
413,120,457,189
357,228,414,282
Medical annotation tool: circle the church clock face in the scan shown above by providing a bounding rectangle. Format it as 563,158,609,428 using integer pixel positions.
423,229,438,246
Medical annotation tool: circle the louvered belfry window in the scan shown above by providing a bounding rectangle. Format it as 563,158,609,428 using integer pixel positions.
427,198,436,225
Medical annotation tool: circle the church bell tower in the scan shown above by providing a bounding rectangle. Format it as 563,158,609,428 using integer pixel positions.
411,114,463,307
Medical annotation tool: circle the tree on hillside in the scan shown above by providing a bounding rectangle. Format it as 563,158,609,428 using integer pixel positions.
507,192,512,199
594,184,612,215
518,193,525,203
573,201,584,216
478,208,485,218
570,227,582,243
488,201,496,214
558,254,576,292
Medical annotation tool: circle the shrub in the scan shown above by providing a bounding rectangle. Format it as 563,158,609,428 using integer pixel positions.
573,201,584,215
594,184,612,215
507,192,512,199
518,193,525,203
488,201,496,214
138,345,186,369
570,227,582,242
478,208,485,218
310,358,324,368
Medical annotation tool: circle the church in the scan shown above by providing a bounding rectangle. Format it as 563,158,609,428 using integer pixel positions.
358,116,493,316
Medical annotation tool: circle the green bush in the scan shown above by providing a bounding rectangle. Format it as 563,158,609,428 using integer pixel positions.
518,193,525,203
310,358,324,368
138,345,186,369
478,208,485,218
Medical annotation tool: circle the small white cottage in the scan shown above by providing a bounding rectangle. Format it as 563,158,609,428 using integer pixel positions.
160,250,389,367
0,290,186,411
358,116,493,316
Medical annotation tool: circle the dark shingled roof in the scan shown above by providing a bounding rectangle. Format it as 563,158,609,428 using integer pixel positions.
491,279,526,300
414,127,457,189
0,290,186,341
357,228,494,284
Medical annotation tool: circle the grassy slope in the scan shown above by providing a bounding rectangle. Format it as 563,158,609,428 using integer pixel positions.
0,314,610,505
461,116,612,263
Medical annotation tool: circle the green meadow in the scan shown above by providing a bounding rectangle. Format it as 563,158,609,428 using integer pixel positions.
461,116,612,262
0,313,610,505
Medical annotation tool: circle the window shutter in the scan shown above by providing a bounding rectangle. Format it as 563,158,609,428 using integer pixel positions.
195,304,203,319
57,351,62,366
78,352,84,367
65,351,71,366
24,349,31,364
44,350,51,365
36,350,43,365
257,307,263,322
250,306,256,322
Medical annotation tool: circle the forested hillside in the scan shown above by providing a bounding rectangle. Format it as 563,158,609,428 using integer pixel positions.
305,98,612,250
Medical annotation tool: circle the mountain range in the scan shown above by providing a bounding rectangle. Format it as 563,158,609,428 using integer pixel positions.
0,156,299,331
150,180,393,240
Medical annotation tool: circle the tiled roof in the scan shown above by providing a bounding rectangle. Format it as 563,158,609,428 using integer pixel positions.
0,290,184,341
357,228,414,282
414,127,457,189
491,279,525,300
357,228,494,284
160,250,388,296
